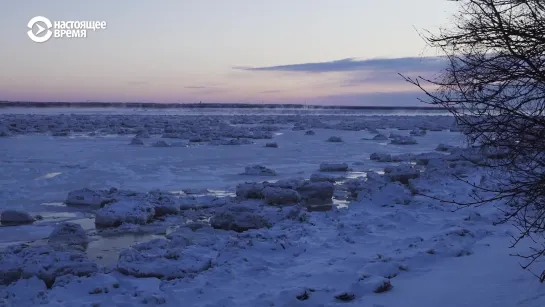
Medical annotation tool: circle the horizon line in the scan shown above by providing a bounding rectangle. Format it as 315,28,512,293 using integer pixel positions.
0,101,445,111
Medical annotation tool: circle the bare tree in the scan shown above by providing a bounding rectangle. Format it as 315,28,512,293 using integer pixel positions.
401,0,545,281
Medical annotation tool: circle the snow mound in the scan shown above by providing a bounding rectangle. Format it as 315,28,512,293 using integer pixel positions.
95,199,155,228
319,162,349,172
242,165,277,176
0,245,98,287
0,210,35,226
48,222,89,249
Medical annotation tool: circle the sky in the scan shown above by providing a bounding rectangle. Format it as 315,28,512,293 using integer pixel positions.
0,0,459,106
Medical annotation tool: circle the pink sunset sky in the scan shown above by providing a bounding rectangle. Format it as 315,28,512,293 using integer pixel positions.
1,0,457,106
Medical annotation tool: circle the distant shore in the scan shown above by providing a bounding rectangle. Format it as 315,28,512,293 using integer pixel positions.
0,101,447,110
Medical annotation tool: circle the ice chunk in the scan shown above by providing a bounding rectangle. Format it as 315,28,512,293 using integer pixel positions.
410,129,427,136
265,142,279,148
236,182,265,199
242,165,277,176
135,129,150,138
373,134,388,141
269,178,306,190
210,205,271,232
384,165,420,184
436,143,456,152
390,136,418,145
326,136,343,142
117,239,216,279
0,210,35,226
296,181,335,204
95,199,155,228
0,245,97,287
152,140,170,147
262,187,301,205
65,188,111,209
370,153,392,162
209,138,253,146
179,195,230,210
48,222,89,249
147,190,181,216
319,162,349,172
310,172,345,182
129,137,144,145
0,126,11,137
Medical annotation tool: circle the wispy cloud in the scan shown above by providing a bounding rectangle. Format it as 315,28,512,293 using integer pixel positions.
235,56,446,74
234,56,446,88
184,86,208,89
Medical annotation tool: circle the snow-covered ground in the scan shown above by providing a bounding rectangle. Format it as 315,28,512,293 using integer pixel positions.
1,110,544,306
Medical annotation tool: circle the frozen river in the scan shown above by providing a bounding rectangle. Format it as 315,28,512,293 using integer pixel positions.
2,108,542,307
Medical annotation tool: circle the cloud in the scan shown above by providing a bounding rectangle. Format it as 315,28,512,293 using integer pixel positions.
235,56,446,88
184,86,208,89
235,56,446,74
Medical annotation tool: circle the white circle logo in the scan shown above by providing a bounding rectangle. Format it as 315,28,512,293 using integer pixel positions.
27,16,53,43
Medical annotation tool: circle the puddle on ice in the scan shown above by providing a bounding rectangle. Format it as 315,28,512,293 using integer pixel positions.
86,232,164,266
41,202,66,207
206,189,236,197
346,171,367,179
333,199,349,209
